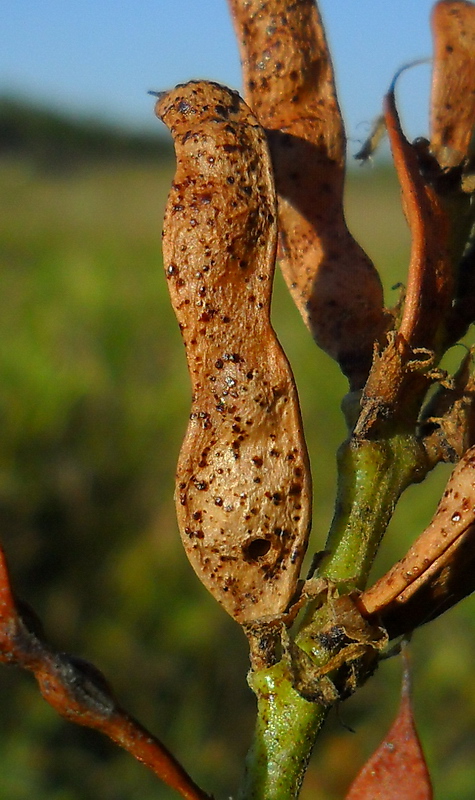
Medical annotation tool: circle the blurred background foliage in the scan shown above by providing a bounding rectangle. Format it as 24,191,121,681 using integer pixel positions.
0,98,474,800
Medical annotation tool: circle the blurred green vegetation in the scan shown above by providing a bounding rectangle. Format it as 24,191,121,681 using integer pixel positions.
0,102,475,799
0,96,173,169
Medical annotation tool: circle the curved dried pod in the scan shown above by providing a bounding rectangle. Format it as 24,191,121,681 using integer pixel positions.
356,78,452,437
228,0,387,389
156,81,312,625
384,78,452,353
358,444,475,620
430,0,475,169
430,1,475,346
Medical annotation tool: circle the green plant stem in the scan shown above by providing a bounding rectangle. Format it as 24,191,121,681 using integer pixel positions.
318,432,427,589
238,431,429,799
237,662,328,800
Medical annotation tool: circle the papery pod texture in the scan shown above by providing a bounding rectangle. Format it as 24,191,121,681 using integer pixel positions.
228,0,387,388
157,81,312,624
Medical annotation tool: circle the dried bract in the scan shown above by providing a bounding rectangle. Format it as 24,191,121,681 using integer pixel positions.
156,81,312,625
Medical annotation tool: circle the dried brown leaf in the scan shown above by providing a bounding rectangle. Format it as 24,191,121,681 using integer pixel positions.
431,0,475,168
345,654,432,800
228,0,387,389
156,81,312,625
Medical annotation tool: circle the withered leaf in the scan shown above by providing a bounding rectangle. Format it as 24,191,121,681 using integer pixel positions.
345,655,432,800
228,0,387,389
431,0,475,169
156,81,312,625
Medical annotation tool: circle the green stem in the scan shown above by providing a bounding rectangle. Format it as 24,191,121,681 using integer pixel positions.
238,431,429,799
237,662,327,800
318,432,427,589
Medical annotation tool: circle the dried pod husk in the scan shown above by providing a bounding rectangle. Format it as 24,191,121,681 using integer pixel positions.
156,81,312,625
430,0,475,169
385,84,451,352
379,523,475,639
228,0,387,390
429,1,475,346
356,81,452,438
358,444,475,629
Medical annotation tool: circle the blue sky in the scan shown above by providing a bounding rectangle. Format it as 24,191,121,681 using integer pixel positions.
2,1,437,152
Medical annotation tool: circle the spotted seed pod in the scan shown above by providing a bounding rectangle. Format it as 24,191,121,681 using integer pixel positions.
430,0,475,169
359,444,475,618
228,0,388,389
156,81,312,625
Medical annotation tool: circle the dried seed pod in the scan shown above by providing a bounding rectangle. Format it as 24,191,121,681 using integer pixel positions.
228,0,387,389
156,81,312,625
385,77,451,351
431,0,475,169
356,78,452,437
359,444,475,619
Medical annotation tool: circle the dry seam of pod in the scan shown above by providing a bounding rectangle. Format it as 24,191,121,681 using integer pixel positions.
156,81,312,625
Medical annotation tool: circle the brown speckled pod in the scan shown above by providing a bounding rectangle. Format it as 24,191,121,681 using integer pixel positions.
156,81,312,625
359,444,475,618
228,0,388,389
430,0,475,168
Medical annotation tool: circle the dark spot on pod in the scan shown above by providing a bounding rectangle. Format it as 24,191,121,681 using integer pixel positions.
289,483,302,496
194,480,209,491
223,143,240,153
242,538,272,562
252,456,263,467
184,527,205,540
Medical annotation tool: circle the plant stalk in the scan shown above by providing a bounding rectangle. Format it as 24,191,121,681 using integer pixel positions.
238,430,429,799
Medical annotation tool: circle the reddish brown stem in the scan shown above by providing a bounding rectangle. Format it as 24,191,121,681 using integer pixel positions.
0,544,211,800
